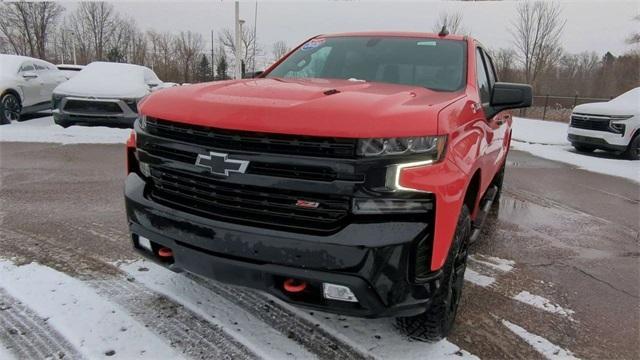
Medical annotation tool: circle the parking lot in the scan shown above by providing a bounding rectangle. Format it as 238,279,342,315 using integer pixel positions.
1,125,637,359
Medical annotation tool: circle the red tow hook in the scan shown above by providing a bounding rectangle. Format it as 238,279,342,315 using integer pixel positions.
283,278,307,293
158,247,173,258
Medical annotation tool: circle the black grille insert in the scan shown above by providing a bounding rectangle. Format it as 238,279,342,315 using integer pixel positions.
145,118,357,158
64,100,123,114
142,143,339,181
148,166,350,233
570,115,613,132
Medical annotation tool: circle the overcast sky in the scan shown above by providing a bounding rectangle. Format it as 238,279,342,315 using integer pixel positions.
69,0,639,62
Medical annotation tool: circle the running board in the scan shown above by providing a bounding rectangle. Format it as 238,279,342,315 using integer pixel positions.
469,185,499,244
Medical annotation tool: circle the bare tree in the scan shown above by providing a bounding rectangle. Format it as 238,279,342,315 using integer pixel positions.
492,48,518,82
511,1,566,86
174,31,204,83
0,2,64,59
73,2,119,61
432,11,467,35
272,40,289,61
218,26,261,74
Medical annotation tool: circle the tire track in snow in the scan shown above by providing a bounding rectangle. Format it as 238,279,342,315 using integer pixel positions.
88,279,256,360
183,273,372,360
0,227,259,359
0,288,83,360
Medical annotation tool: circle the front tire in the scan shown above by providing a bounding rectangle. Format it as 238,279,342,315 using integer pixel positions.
0,93,21,125
623,135,639,160
396,205,471,342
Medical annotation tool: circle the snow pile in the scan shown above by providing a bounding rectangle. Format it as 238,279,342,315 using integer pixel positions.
513,291,575,317
511,117,640,183
0,116,130,144
464,268,496,287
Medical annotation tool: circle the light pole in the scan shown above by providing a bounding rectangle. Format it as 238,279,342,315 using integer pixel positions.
71,31,77,65
234,1,242,79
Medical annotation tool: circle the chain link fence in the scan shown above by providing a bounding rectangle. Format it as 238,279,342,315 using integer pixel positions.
518,94,611,122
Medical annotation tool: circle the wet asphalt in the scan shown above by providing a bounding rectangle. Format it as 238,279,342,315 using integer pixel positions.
0,141,638,359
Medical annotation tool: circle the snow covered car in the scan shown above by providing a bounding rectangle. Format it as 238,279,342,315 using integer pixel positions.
52,62,165,128
1,54,67,125
568,87,640,160
56,64,85,80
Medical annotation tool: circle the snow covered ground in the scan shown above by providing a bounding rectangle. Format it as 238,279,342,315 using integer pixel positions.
511,117,639,183
0,115,130,144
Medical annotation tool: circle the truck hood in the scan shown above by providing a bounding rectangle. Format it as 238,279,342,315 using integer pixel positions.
573,88,640,116
139,78,465,138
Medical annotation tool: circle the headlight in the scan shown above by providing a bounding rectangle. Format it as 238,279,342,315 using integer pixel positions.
357,136,446,159
138,114,147,130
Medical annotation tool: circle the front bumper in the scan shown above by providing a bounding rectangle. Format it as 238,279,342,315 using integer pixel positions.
53,96,138,128
125,173,442,318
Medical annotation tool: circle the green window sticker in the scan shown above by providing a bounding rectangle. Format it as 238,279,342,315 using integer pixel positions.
417,41,437,46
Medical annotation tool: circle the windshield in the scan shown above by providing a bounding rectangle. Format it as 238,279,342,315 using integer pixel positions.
266,36,466,92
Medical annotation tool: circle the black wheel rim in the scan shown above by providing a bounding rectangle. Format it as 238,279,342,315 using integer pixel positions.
447,234,469,322
2,95,20,122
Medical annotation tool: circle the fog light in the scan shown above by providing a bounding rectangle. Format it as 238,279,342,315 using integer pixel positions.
138,235,152,252
352,198,433,214
323,283,358,302
139,161,151,177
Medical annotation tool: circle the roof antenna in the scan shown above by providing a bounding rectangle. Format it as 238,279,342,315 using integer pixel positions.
438,25,449,37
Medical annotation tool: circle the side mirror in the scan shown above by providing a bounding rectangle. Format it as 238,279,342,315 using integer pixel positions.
243,71,264,79
489,82,533,117
22,71,38,79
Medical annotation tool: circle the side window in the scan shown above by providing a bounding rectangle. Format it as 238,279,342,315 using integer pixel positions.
35,63,46,71
19,63,35,73
475,48,491,104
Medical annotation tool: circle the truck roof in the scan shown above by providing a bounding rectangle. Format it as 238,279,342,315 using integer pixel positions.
319,31,468,41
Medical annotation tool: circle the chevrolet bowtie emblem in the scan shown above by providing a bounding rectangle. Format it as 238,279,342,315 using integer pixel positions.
195,152,249,176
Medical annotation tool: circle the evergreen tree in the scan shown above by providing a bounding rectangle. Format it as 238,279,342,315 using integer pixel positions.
216,51,229,80
196,54,212,82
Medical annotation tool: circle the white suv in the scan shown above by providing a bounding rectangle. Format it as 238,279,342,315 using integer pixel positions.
568,88,640,160
0,54,67,124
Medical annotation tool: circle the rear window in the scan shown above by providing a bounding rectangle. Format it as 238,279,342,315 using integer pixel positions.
267,36,467,92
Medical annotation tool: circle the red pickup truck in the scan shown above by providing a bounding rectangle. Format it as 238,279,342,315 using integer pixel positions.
125,31,531,341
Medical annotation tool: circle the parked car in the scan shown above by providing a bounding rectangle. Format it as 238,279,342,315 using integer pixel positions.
124,32,532,341
52,62,165,128
0,54,67,125
568,87,640,160
56,64,85,80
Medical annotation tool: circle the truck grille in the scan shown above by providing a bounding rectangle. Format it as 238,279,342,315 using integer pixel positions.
142,143,339,181
145,118,358,158
570,114,612,132
64,100,123,114
148,167,350,233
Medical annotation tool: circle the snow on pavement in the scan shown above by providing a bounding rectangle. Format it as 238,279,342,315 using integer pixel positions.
0,342,17,360
0,116,130,144
501,320,579,360
118,260,317,360
0,261,185,360
513,291,575,318
511,117,639,182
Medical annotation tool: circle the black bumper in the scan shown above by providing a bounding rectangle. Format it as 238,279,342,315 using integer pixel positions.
125,173,441,318
54,113,137,128
568,134,627,151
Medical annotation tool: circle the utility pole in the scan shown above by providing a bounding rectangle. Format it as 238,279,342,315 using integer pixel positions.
211,30,215,79
234,1,242,79
252,1,257,72
71,31,77,65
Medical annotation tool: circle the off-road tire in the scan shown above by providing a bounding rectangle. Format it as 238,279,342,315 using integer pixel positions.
623,135,639,160
573,144,596,153
396,205,471,342
0,93,21,125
